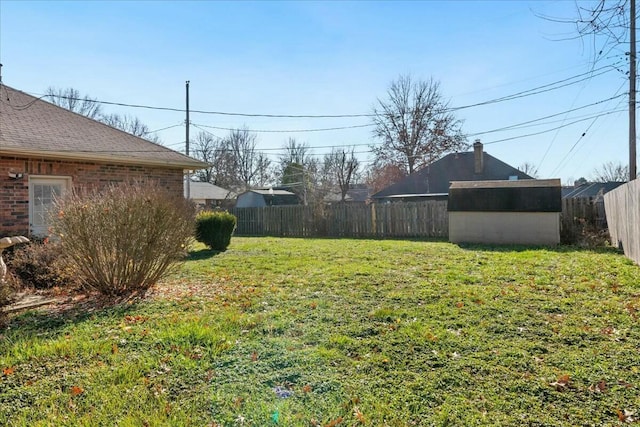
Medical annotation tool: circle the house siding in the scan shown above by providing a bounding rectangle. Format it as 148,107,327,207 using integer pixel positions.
1,156,184,236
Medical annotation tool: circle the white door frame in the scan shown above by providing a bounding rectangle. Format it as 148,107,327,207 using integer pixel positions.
28,175,72,236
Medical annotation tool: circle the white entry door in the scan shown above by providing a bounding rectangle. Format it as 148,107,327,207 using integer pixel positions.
29,177,70,236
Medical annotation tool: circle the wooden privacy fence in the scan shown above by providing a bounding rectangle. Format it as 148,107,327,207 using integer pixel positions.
561,197,606,228
230,201,449,238
229,198,607,241
604,180,640,265
560,197,608,244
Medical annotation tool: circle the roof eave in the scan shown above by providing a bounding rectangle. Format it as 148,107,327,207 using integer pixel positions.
0,147,208,170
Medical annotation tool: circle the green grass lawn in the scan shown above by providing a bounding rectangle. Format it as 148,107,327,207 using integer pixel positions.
2,237,640,426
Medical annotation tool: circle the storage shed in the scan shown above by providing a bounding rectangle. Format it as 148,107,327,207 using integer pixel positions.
235,189,299,208
448,179,562,245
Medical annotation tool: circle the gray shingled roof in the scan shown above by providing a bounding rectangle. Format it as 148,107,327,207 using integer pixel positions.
0,85,207,169
372,150,532,199
562,182,625,199
188,181,236,200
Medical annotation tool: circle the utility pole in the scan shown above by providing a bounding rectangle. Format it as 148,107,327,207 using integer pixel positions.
185,81,191,199
630,0,637,181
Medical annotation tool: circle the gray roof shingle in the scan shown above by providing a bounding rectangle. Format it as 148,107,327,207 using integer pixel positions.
372,150,532,198
0,85,207,169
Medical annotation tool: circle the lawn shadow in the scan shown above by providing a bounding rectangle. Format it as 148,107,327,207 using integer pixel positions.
187,248,226,261
455,242,623,255
3,293,145,342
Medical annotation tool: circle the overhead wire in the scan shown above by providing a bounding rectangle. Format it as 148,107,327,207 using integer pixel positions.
567,93,629,178
548,81,630,177
191,122,374,133
27,61,622,119
5,60,628,174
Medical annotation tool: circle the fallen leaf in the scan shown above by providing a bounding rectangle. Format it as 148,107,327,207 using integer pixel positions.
232,396,244,408
324,416,343,427
2,367,15,376
588,380,606,393
455,302,464,308
70,385,84,396
251,351,258,362
549,374,571,391
302,384,312,393
112,343,118,354
618,409,636,423
353,406,366,424
618,379,633,388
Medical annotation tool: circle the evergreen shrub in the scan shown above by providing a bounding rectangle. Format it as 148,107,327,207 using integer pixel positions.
195,211,237,251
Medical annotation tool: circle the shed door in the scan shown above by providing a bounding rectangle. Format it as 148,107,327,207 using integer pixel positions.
29,177,70,236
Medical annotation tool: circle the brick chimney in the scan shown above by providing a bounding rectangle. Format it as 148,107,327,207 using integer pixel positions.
473,139,484,174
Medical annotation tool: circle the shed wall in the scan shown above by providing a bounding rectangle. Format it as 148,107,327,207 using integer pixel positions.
235,192,266,208
449,212,560,245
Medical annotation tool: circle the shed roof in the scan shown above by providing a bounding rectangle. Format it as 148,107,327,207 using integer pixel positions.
450,179,560,189
0,85,207,169
251,189,297,196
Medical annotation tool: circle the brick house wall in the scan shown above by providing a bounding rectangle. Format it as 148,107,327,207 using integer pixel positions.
0,156,184,236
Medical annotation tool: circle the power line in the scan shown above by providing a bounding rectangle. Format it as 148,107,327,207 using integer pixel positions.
147,122,184,133
467,94,626,137
191,122,374,133
548,117,602,178
29,62,622,119
483,109,626,146
448,65,619,113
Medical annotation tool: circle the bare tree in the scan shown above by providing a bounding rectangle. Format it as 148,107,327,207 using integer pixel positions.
324,147,360,202
226,127,272,191
365,163,407,194
45,86,160,142
100,113,159,142
539,1,629,63
371,75,467,175
191,131,234,186
45,87,102,119
591,161,628,182
540,1,634,180
278,138,319,204
518,162,539,178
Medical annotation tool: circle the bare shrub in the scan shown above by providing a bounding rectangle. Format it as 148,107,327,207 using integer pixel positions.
51,182,195,297
561,217,611,248
0,278,15,327
5,240,79,290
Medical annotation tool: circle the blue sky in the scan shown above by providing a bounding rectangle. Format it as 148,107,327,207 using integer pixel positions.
0,1,634,184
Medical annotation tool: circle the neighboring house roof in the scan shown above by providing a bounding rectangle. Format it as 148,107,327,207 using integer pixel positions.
0,85,207,169
324,184,371,203
562,182,625,199
188,181,236,200
371,143,532,199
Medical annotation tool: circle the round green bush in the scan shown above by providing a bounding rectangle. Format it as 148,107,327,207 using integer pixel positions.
195,211,237,251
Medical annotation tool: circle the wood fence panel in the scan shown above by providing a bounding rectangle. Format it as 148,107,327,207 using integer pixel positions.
231,201,448,238
233,199,606,242
604,180,640,265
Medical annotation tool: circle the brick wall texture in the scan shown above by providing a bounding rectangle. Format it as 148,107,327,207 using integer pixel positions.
0,156,184,236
